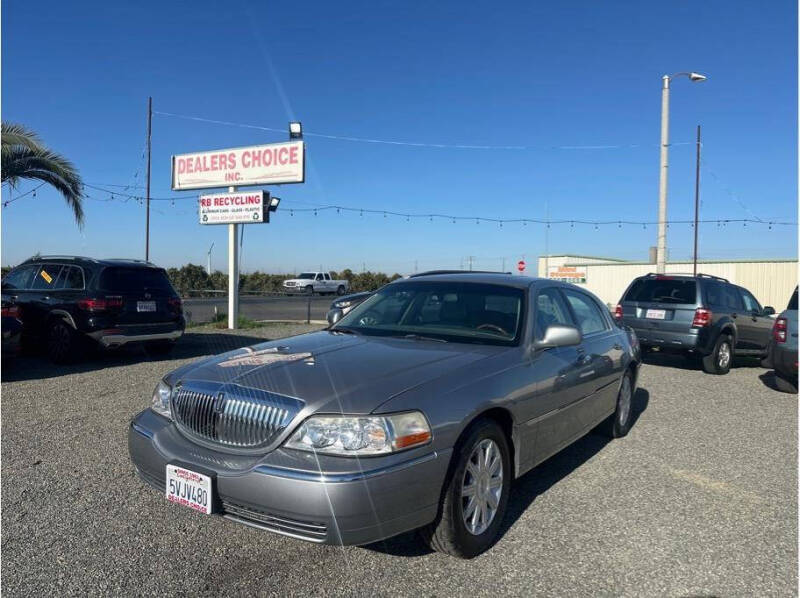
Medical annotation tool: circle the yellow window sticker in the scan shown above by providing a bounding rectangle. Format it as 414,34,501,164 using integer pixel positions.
40,270,53,284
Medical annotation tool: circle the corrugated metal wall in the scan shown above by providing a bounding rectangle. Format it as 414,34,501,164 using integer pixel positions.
537,256,798,309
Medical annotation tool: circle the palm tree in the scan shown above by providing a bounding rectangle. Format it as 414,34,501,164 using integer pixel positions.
2,122,84,227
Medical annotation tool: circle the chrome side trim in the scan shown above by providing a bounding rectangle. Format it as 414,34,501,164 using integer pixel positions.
131,421,154,439
253,451,439,483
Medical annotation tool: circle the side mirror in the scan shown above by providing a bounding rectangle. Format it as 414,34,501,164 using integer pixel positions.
327,308,344,325
534,324,582,350
763,306,776,317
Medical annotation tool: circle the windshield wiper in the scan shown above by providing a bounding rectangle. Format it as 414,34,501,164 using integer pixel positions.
401,333,448,343
331,327,361,335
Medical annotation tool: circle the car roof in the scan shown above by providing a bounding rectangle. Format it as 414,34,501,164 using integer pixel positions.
19,256,162,269
392,271,541,289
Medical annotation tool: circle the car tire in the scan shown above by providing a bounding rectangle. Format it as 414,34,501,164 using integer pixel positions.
144,340,177,356
47,320,80,364
305,285,314,295
774,372,798,394
598,370,634,438
421,418,511,559
702,334,733,375
336,285,346,296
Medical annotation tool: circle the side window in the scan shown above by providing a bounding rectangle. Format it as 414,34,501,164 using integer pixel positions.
31,265,63,290
324,273,331,281
315,273,323,281
739,288,761,313
563,289,608,336
721,284,744,311
704,281,721,307
534,287,574,340
2,265,39,290
58,266,85,290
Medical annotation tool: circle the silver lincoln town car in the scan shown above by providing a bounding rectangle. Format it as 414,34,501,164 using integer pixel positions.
129,272,641,558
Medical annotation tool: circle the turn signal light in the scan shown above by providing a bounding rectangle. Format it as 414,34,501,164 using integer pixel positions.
773,317,788,343
168,297,183,313
692,307,712,327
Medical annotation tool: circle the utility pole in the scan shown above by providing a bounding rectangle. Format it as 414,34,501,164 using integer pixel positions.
228,186,239,329
693,124,702,275
145,96,152,261
468,256,474,271
207,242,214,275
501,257,505,272
544,201,550,277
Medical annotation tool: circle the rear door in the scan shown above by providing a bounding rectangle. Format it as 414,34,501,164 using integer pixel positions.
97,266,178,325
28,263,64,330
621,276,698,335
737,287,773,352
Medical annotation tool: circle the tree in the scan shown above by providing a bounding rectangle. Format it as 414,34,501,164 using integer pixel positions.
1,122,84,227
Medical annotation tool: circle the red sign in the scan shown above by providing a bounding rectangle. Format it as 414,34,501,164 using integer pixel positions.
517,260,526,273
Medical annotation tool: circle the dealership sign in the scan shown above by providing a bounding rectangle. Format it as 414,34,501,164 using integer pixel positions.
199,191,269,225
547,265,587,283
172,141,305,190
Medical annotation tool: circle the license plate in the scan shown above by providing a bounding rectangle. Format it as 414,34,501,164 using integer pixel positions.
645,309,666,320
137,301,156,312
166,465,212,514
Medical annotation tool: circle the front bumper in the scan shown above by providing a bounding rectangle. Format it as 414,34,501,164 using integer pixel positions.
128,409,449,546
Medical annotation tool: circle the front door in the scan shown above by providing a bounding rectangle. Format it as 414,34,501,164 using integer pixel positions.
737,287,773,353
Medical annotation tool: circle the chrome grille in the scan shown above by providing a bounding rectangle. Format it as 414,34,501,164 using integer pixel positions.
171,383,302,449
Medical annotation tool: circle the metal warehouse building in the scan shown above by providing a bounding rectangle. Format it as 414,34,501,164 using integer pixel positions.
537,255,798,310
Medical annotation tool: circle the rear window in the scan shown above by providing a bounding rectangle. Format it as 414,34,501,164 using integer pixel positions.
789,288,798,311
98,267,174,293
624,278,697,304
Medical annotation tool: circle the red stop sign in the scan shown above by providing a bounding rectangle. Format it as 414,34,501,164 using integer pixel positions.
517,260,526,272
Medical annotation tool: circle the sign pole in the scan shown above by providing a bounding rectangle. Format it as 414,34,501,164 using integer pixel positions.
145,96,152,261
228,186,239,330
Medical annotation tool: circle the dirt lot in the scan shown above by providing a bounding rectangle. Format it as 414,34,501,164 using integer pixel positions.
1,326,796,597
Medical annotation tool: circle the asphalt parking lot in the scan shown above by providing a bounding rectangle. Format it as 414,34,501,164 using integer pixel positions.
2,326,796,597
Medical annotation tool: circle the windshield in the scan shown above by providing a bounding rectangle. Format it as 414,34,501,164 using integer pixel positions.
333,281,525,345
296,273,316,279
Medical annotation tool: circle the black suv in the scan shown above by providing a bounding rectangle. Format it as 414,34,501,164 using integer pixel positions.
615,273,775,374
1,256,185,362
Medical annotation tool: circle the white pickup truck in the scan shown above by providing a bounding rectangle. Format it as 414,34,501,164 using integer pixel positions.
282,272,350,295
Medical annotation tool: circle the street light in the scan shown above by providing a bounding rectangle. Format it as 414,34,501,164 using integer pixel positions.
656,71,707,273
289,122,303,139
269,196,280,211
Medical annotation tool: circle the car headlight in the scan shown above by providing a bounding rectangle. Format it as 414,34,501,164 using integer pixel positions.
335,300,352,308
284,411,431,456
151,379,172,419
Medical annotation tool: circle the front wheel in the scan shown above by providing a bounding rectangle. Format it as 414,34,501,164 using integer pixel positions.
421,419,511,558
305,285,314,295
702,334,733,375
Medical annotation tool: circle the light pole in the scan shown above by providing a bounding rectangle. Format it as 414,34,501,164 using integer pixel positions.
206,242,214,275
656,71,707,273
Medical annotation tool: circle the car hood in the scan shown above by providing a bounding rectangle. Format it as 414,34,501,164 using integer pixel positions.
165,330,503,415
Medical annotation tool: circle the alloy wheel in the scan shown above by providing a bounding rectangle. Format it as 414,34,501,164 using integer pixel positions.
461,438,503,535
718,341,731,369
618,374,632,425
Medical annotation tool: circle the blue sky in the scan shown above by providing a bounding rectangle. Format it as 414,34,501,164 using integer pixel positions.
2,0,796,274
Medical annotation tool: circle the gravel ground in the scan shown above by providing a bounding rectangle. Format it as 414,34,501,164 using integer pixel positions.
2,331,796,597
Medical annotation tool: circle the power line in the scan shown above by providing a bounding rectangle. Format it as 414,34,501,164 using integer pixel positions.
73,182,796,228
1,183,46,207
153,110,695,152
